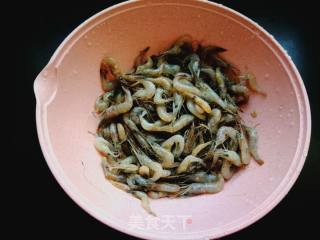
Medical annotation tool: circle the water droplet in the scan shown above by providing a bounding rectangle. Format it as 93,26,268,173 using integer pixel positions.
43,71,48,77
287,113,291,118
220,31,224,35
277,130,281,135
279,106,283,110
290,121,294,127
264,73,270,78
279,114,283,118
290,91,294,96
72,70,78,75
290,109,294,113
269,177,274,182
84,35,88,39
269,108,273,112
197,14,201,18
87,41,92,46
275,87,280,93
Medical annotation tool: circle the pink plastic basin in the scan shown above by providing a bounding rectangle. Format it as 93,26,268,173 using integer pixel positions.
34,1,311,239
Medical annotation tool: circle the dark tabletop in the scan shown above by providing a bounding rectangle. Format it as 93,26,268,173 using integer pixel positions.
15,0,319,238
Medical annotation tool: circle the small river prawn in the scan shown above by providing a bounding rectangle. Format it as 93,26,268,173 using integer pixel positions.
154,88,173,104
176,155,205,174
186,99,206,120
245,126,264,165
133,80,156,100
140,112,194,133
94,136,119,158
102,87,133,120
94,91,114,113
161,135,185,158
215,126,239,148
129,139,165,181
179,174,224,196
213,149,242,167
146,77,173,91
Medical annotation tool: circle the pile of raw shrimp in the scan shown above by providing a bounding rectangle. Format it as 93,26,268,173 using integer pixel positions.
94,35,265,215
